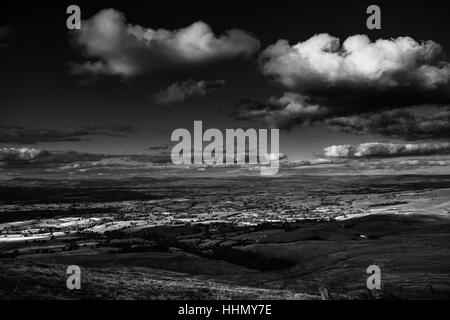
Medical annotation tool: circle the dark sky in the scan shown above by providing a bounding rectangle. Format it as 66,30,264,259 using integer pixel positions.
1,0,450,159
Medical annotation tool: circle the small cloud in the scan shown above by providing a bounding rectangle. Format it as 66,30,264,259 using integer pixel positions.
148,144,169,151
0,124,136,144
126,153,173,164
0,147,45,161
0,147,106,164
324,142,450,158
82,124,137,137
0,148,173,167
152,79,226,105
228,93,325,130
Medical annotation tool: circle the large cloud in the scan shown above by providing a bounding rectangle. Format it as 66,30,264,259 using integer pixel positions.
233,34,450,133
324,142,450,158
0,124,136,144
261,34,450,94
70,9,260,77
153,79,225,105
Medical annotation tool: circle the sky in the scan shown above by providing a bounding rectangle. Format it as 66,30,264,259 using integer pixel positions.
1,0,450,176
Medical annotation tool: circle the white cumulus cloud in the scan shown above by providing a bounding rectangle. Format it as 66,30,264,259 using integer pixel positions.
260,33,450,90
70,9,260,77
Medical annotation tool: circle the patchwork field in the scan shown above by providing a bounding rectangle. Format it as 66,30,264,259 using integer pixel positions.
1,175,449,299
